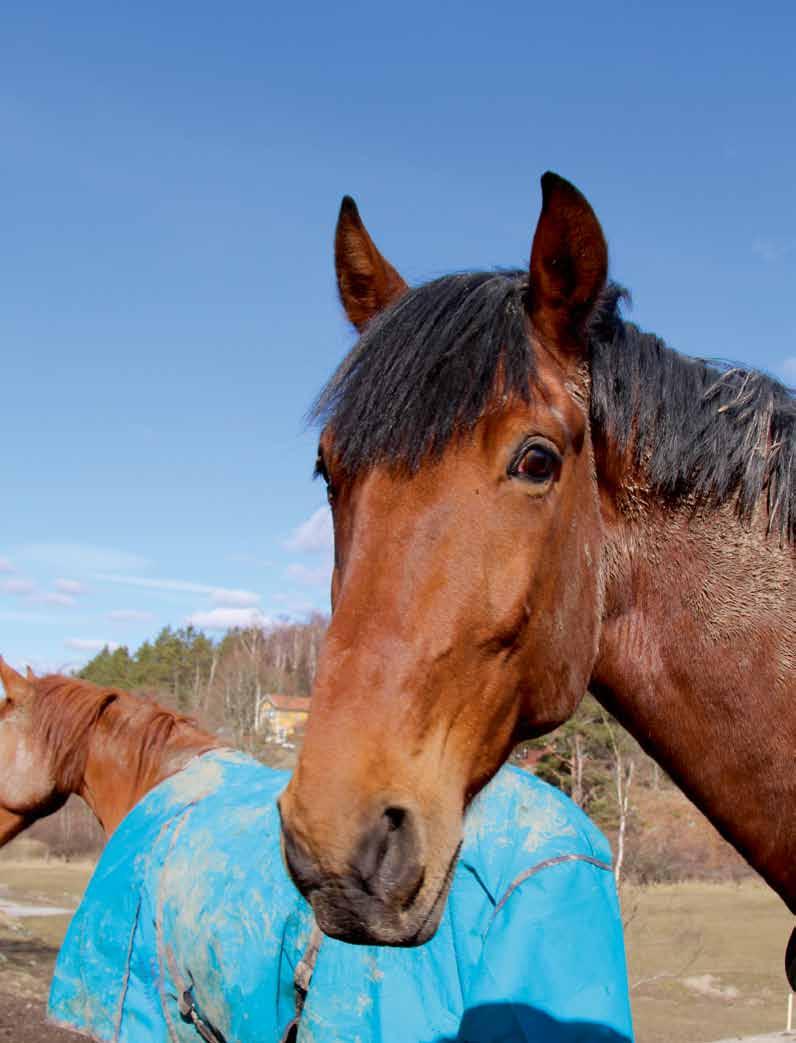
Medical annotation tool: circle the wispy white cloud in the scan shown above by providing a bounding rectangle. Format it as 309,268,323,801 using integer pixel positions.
782,357,796,382
752,237,795,263
16,543,149,573
1,578,35,596
55,578,86,596
186,607,270,631
287,507,333,554
65,638,120,653
108,609,156,623
34,592,76,607
98,574,214,594
286,562,333,587
210,589,261,607
0,557,14,574
2,577,80,608
98,573,260,605
285,507,334,589
0,610,88,625
227,552,274,568
272,593,323,618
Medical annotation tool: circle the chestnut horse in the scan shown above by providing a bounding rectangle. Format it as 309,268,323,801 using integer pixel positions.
279,174,795,983
0,657,219,847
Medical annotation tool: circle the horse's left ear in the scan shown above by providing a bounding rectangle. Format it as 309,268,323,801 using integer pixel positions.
0,658,32,705
527,172,608,354
335,196,408,332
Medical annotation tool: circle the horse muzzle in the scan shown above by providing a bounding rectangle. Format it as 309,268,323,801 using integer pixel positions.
279,797,455,946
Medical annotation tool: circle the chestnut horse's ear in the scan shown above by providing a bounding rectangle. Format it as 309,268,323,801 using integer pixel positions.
335,196,408,332
0,658,32,704
527,172,608,352
26,666,36,682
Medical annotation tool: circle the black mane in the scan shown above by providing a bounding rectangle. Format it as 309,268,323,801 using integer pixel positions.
313,271,796,540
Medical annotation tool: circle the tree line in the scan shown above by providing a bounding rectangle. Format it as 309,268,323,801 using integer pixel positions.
80,617,326,704
79,616,327,757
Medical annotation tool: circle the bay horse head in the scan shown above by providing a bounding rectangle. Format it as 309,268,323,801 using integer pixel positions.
280,174,612,944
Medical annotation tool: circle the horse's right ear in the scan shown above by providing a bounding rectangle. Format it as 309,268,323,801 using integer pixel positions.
0,658,32,705
335,197,408,332
527,172,608,355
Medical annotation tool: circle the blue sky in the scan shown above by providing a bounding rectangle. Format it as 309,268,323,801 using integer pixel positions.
1,1,794,672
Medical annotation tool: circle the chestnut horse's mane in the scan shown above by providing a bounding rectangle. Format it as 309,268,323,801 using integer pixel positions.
314,272,795,540
33,674,211,793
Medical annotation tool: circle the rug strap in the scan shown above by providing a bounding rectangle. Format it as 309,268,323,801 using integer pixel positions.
280,918,324,1043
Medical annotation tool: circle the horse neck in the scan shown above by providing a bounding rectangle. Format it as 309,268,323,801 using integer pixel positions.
78,692,220,837
593,499,796,911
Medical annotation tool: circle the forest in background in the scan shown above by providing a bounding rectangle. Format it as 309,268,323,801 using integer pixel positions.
23,617,751,888
78,615,325,752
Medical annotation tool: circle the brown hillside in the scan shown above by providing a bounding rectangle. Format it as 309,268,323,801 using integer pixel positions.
622,785,754,884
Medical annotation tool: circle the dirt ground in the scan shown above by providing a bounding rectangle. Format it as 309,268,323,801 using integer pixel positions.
0,861,91,1041
0,978,81,1042
0,862,793,1042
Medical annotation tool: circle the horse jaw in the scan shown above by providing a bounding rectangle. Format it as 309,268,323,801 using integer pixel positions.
0,807,31,848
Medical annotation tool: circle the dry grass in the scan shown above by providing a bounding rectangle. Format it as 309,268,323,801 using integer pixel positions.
0,862,92,952
623,880,793,1042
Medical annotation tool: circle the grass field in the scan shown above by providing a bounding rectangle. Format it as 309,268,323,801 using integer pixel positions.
623,881,793,1042
0,862,792,1042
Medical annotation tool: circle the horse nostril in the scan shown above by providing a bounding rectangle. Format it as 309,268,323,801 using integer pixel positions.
384,806,406,832
354,804,424,910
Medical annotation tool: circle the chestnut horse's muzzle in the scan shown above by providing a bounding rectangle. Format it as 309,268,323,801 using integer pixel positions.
279,798,452,946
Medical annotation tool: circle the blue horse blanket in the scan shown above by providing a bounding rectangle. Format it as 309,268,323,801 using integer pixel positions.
49,750,633,1042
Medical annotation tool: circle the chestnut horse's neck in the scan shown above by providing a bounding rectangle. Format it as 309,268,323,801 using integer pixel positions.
593,498,796,912
25,678,222,838
76,690,221,835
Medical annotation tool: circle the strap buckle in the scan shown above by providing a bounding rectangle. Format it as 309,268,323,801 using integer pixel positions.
178,988,227,1043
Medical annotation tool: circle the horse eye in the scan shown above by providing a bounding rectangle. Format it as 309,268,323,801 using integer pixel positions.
314,452,335,504
314,453,327,481
511,442,561,484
